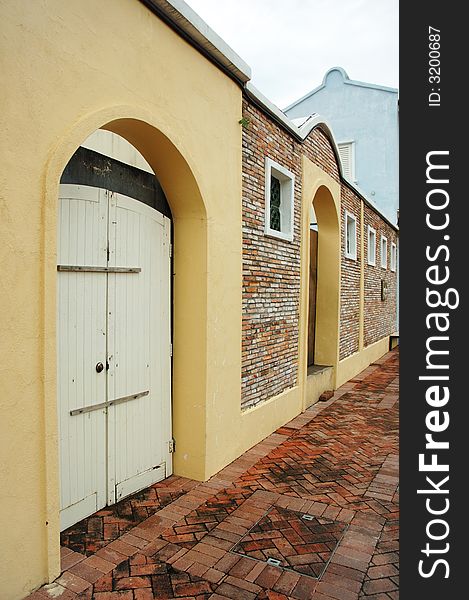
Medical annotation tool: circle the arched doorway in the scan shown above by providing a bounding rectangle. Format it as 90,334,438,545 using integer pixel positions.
308,184,340,370
57,131,175,529
48,115,208,535
299,159,341,409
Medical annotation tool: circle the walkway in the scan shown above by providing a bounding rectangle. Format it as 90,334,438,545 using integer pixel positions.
28,349,399,600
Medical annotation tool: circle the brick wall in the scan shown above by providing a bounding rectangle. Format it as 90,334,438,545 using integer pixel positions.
241,101,302,409
364,206,398,346
303,128,341,184
241,97,398,409
339,187,362,360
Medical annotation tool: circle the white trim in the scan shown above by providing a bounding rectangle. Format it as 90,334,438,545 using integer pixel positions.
344,211,357,260
145,0,251,82
247,83,323,141
381,235,388,269
284,67,398,112
390,241,397,272
264,157,295,242
343,77,398,94
367,225,376,266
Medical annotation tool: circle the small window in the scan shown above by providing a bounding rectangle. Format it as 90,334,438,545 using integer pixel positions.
367,225,376,266
338,141,355,182
391,242,397,272
264,158,295,241
345,211,357,260
381,235,388,269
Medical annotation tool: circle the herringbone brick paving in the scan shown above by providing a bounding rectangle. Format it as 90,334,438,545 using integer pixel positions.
231,507,348,578
27,349,399,600
61,486,194,556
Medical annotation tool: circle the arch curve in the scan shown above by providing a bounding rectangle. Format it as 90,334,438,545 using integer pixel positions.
311,184,341,367
43,108,210,578
299,157,341,409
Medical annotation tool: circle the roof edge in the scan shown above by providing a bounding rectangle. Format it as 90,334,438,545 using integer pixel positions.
139,0,251,83
137,1,398,230
284,67,397,112
344,78,398,93
283,81,326,112
245,84,398,231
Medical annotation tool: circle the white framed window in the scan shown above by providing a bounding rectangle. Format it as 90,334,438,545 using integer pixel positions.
345,211,357,260
264,157,295,241
390,241,397,272
338,141,356,182
381,235,388,269
367,225,376,266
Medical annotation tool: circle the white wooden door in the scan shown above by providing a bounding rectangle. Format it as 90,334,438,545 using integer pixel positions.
57,185,108,530
57,184,171,530
107,192,171,503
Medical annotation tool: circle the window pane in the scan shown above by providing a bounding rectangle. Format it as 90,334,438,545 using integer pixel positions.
270,175,281,231
381,238,387,267
369,230,376,263
346,215,355,257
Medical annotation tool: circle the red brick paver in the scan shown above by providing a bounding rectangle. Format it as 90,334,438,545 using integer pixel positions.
232,506,347,578
28,349,399,600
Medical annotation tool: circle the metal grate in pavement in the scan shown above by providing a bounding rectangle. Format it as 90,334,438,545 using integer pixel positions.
231,505,347,579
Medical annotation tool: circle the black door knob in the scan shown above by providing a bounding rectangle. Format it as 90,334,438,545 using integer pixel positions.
96,362,104,373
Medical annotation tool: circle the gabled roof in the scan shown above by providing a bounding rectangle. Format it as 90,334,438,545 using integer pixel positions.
284,67,398,112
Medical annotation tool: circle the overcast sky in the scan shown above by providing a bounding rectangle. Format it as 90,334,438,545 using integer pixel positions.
186,0,398,109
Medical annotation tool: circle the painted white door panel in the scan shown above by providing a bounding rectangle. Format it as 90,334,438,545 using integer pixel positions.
58,184,171,529
57,185,108,528
115,464,165,503
108,192,171,503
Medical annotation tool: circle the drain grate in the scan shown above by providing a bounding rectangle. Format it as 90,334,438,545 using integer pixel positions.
231,505,347,579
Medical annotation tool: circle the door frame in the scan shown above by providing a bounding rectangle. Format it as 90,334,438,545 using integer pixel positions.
298,157,341,411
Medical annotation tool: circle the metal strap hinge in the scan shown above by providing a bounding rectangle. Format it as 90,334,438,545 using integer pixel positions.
168,439,175,453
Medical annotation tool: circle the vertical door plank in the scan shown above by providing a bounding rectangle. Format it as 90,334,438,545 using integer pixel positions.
108,193,170,501
57,184,108,529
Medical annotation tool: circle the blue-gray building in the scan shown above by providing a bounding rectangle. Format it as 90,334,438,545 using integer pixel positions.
285,67,399,225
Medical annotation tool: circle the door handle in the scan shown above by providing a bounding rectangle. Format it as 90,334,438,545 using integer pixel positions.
96,362,104,373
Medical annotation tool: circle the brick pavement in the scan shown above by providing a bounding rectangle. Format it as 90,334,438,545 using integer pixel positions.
27,349,399,600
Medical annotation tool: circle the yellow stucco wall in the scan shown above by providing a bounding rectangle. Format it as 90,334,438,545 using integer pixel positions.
336,337,390,388
306,368,334,407
0,0,245,596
